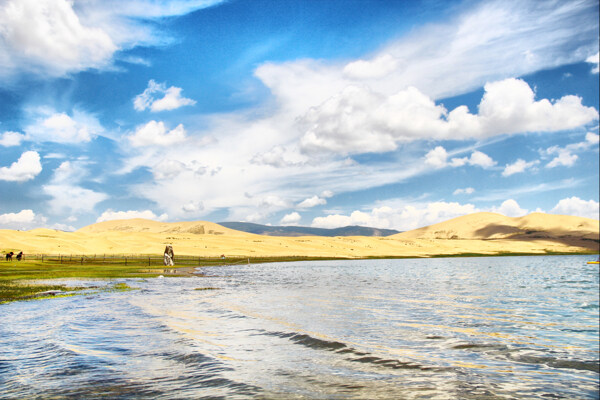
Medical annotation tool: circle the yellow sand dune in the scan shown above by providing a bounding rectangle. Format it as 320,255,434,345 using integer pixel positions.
1,212,598,258
394,212,599,240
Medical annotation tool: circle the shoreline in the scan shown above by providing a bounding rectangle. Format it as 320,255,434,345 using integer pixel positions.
2,252,597,304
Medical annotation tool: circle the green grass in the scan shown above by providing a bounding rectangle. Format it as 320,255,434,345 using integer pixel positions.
0,259,170,304
0,256,339,303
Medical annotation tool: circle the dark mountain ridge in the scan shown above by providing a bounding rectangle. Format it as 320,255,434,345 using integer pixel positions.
218,222,400,237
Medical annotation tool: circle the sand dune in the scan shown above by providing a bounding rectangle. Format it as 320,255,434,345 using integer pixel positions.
1,212,598,258
394,212,599,240
77,218,245,236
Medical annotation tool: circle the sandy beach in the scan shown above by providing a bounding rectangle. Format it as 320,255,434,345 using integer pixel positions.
1,212,597,258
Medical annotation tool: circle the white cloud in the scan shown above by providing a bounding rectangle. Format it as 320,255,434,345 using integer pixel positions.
181,201,204,213
0,151,42,182
43,184,107,215
545,148,578,168
492,199,528,217
585,131,599,145
424,146,496,170
134,80,196,112
424,146,448,168
42,161,108,215
320,190,334,198
129,120,187,147
280,212,301,226
343,54,401,80
0,0,225,82
0,0,115,80
251,145,306,168
453,187,475,195
551,197,599,220
297,195,326,208
540,132,599,169
0,131,25,147
49,223,77,232
451,151,497,168
259,195,290,209
96,209,168,223
152,159,207,180
502,159,539,176
312,201,479,231
468,151,496,168
586,51,599,74
298,79,598,155
24,109,103,144
0,209,47,230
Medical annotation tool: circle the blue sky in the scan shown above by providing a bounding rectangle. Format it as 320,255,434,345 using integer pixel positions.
0,0,598,231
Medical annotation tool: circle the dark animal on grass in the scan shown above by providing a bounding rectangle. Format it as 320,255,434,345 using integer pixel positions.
5,252,14,261
16,251,23,261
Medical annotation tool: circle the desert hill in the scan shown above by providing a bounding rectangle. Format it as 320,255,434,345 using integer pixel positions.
77,218,246,236
1,212,597,258
394,212,599,240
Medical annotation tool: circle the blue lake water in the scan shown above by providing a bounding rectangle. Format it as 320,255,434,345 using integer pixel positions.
1,255,599,399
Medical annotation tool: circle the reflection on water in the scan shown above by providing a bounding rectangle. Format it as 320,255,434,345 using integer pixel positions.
1,255,598,399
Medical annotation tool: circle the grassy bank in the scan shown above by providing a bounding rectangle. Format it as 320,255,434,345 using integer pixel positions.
0,256,342,303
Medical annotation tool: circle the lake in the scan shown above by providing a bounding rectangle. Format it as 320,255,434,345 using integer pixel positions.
1,255,598,399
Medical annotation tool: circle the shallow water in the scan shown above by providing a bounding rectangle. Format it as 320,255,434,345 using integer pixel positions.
1,255,598,399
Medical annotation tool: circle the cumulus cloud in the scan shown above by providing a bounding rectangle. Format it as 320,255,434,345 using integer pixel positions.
0,151,42,182
24,109,103,144
96,209,169,223
586,51,599,74
546,150,578,168
280,212,301,226
0,131,25,146
312,201,479,231
541,132,599,168
453,187,475,195
297,195,327,208
424,146,496,170
551,197,599,220
129,120,187,147
298,79,598,155
502,159,539,176
0,0,115,80
450,151,497,168
133,80,196,112
424,146,449,168
0,0,225,82
0,209,47,230
491,199,528,217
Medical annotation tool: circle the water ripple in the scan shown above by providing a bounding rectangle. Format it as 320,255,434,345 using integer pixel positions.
1,255,598,399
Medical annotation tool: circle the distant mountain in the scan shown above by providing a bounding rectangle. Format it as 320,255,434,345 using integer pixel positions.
217,222,401,237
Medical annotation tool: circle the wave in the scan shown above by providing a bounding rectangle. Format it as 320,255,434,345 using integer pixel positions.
264,330,442,372
451,341,600,373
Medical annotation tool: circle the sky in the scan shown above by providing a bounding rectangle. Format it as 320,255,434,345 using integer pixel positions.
0,0,599,232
